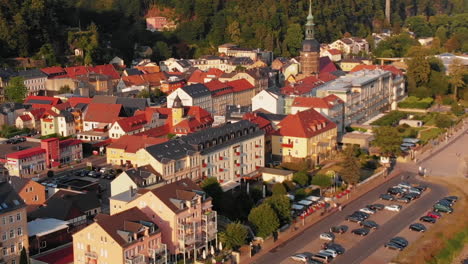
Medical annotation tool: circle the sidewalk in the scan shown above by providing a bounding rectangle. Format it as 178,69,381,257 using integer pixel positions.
242,168,403,264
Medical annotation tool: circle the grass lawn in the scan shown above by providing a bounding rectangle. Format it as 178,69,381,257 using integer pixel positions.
419,127,446,144
393,177,468,264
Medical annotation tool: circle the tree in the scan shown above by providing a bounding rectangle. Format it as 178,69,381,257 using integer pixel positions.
283,23,303,57
444,37,461,52
36,43,58,66
152,41,172,62
311,173,332,189
373,126,402,157
338,148,361,185
265,194,291,225
271,183,287,196
406,47,431,96
406,16,432,37
219,222,248,250
293,171,309,186
248,203,279,238
20,247,28,264
200,177,223,210
435,114,452,128
448,59,467,100
451,103,464,117
58,85,71,94
5,77,28,103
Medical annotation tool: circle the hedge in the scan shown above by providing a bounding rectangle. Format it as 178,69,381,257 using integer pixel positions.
371,111,407,126
397,96,434,109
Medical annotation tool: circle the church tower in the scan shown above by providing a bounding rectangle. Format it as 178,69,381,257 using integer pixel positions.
300,0,320,76
171,95,185,126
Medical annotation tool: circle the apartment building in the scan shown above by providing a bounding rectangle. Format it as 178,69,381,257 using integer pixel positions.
272,108,337,165
109,179,216,262
73,207,166,264
8,177,46,208
315,69,394,126
0,181,29,264
167,84,213,114
40,110,76,137
18,69,47,96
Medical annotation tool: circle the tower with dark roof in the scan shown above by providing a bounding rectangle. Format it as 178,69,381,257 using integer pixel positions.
300,0,320,77
171,95,185,126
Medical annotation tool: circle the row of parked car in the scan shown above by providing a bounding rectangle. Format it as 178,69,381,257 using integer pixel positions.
384,195,457,251
5,137,26,144
380,181,427,204
74,167,117,180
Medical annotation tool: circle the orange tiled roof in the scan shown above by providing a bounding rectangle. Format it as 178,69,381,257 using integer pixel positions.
275,108,336,138
227,79,254,93
84,103,122,123
108,135,167,153
115,114,148,133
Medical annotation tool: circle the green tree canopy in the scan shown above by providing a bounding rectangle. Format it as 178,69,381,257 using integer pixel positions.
293,171,309,186
271,182,287,196
20,247,28,264
248,203,279,238
5,77,28,103
200,177,224,210
219,222,248,250
373,126,403,157
265,194,292,226
338,147,361,184
311,173,333,189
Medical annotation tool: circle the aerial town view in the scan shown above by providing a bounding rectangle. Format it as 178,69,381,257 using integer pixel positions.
0,0,467,263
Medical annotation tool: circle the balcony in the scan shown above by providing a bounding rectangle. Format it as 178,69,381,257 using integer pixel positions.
281,142,294,148
85,251,98,259
255,144,262,148
125,255,145,264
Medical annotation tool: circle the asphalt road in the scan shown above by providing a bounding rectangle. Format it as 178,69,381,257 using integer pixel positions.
255,172,447,264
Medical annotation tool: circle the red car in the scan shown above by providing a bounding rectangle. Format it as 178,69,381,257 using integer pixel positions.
427,211,442,219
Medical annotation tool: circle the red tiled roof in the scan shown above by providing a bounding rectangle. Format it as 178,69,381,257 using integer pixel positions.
115,114,148,132
227,79,254,93
135,66,160,74
204,80,231,92
84,103,122,123
141,72,166,86
243,112,275,135
35,245,73,264
318,72,339,83
212,88,233,97
29,108,46,119
54,102,71,111
136,124,170,137
187,69,205,84
275,108,336,138
108,135,167,153
41,66,66,75
292,95,343,109
319,56,338,73
59,139,82,148
64,66,88,79
25,96,62,106
206,68,225,77
7,147,46,159
327,49,342,55
281,76,324,96
43,109,59,117
19,115,32,121
88,64,120,79
67,97,92,108
122,75,146,86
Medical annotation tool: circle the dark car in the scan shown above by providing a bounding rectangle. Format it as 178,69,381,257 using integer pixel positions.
346,215,364,223
438,199,454,206
351,228,370,236
413,185,427,192
324,243,345,255
420,216,436,223
367,204,385,211
360,220,379,229
444,196,458,203
390,237,408,247
384,241,405,251
409,223,427,232
387,187,405,196
396,197,411,203
380,194,395,201
352,211,370,219
330,225,348,234
404,192,420,200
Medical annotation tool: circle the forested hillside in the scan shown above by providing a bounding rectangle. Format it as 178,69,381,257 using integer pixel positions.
0,0,466,65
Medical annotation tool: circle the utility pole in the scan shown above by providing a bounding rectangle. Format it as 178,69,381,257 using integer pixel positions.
385,0,391,25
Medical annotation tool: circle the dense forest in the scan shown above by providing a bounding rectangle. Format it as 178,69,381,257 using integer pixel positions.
0,0,466,66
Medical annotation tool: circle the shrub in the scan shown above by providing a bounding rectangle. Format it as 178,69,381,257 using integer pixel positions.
398,96,434,109
371,111,407,126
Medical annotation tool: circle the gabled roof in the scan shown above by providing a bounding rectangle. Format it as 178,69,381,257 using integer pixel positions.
108,135,167,153
122,75,146,86
114,114,148,132
18,68,47,79
149,179,204,213
6,147,46,160
327,49,342,55
319,56,338,73
227,79,254,93
0,181,26,214
25,96,62,106
88,64,120,79
47,190,100,212
41,66,66,76
292,94,344,109
84,103,123,123
141,72,166,86
94,207,157,247
136,124,170,138
275,108,336,138
8,176,35,193
19,115,32,121
145,140,196,163
67,97,92,108
203,80,231,92
64,66,88,79
59,139,82,148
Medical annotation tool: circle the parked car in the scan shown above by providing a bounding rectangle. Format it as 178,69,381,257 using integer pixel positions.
390,237,408,247
330,225,348,234
437,199,454,207
414,185,428,192
420,216,437,224
360,220,379,229
311,253,333,263
384,204,402,212
404,192,420,200
290,253,309,262
384,241,405,251
319,249,338,258
397,182,412,189
367,204,385,211
396,197,411,203
388,187,405,196
345,215,364,223
408,187,422,194
427,211,442,219
359,207,376,215
323,243,345,255
352,211,370,219
443,196,458,203
380,194,395,201
319,232,335,241
409,223,427,232
351,228,370,236
433,203,453,213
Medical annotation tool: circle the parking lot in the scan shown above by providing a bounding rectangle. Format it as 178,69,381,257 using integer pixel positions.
0,139,40,159
280,180,455,264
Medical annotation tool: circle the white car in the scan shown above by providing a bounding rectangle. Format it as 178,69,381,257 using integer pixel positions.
319,249,338,258
359,207,376,215
290,253,308,262
385,204,402,212
319,232,335,241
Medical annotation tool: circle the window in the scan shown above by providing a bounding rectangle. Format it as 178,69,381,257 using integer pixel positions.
9,215,13,223
10,244,15,254
2,248,6,256
33,195,38,201
2,216,5,225
16,213,21,221
2,232,6,241
12,260,16,264
40,241,47,248
9,229,14,238
18,242,23,251
17,228,22,236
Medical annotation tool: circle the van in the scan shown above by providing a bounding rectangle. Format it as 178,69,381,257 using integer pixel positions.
312,253,333,263
434,203,453,213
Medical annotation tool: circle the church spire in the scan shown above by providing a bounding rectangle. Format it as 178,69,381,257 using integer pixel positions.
305,0,315,40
